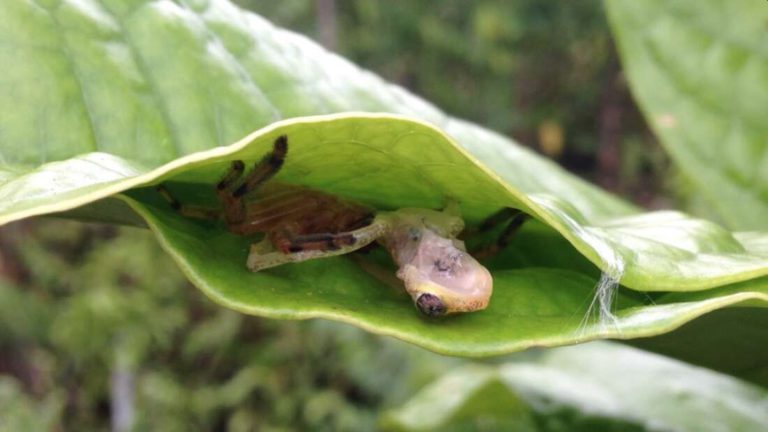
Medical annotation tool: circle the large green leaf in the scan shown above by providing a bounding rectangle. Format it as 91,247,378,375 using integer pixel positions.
607,0,768,231
630,307,768,386
382,342,768,431
1,0,767,356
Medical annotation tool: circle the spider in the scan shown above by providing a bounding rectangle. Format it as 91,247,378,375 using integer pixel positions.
158,135,528,316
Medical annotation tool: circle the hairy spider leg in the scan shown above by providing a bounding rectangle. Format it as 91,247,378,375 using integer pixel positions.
234,136,287,197
246,215,387,271
474,207,530,258
216,160,246,191
156,135,288,222
274,231,357,253
157,157,252,221
267,203,376,254
496,211,530,248
156,185,222,220
478,207,523,232
214,160,248,224
216,135,289,225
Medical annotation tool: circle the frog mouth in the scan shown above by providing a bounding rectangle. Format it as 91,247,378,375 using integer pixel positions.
399,261,493,315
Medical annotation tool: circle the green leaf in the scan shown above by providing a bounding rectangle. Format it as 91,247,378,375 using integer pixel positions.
606,0,768,230
383,342,768,431
381,366,538,432
117,186,768,355
7,115,768,294
630,307,768,386
1,1,767,356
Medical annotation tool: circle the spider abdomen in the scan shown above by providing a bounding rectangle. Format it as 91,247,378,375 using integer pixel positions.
229,184,374,254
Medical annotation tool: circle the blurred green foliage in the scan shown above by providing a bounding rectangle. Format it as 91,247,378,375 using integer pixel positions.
11,221,751,430
0,220,462,430
237,0,670,205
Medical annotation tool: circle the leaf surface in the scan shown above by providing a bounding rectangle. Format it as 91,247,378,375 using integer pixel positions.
607,0,768,230
383,342,768,431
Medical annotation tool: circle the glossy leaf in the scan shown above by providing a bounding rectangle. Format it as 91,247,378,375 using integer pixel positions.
383,342,768,431
1,0,767,356
607,0,768,230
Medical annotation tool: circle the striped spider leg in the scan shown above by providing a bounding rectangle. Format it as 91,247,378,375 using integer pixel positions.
472,207,530,259
158,135,380,268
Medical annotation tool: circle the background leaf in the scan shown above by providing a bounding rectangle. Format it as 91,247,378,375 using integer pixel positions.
382,342,768,432
630,307,768,386
606,0,768,230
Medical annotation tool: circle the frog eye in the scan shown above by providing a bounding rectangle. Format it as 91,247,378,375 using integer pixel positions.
416,293,447,317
